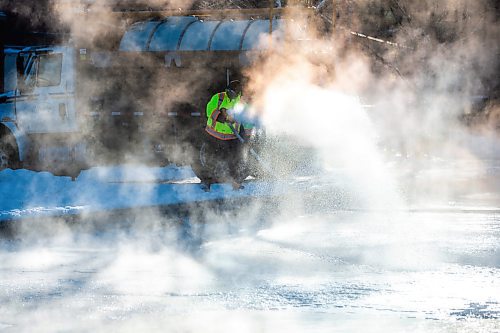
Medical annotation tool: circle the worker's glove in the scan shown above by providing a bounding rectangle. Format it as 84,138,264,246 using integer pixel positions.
220,108,233,123
219,108,229,122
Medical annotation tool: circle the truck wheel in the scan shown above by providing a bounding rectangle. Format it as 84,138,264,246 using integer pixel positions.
0,140,18,171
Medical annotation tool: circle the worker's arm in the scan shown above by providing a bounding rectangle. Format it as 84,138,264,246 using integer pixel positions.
206,95,224,124
206,94,219,118
206,94,235,124
212,107,234,124
219,108,233,123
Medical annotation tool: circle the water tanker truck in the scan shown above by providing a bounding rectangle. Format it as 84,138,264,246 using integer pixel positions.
0,8,302,180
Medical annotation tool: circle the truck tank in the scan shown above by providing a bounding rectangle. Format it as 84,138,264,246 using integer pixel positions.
116,15,287,117
107,16,290,171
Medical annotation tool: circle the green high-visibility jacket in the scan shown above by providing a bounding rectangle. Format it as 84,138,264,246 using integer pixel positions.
205,92,241,140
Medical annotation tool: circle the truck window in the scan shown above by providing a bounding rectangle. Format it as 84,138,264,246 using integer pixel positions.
36,53,62,87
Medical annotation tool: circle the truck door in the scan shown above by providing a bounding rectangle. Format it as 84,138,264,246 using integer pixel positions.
16,47,76,133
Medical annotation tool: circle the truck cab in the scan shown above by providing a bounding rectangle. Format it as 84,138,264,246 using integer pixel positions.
0,46,87,177
13,46,77,134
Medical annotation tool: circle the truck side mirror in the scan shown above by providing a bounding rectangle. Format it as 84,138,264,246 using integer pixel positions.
16,54,25,79
16,54,27,92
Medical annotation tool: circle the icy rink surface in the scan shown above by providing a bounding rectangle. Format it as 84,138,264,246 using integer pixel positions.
0,160,500,332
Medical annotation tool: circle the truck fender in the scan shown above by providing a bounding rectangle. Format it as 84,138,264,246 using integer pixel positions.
0,122,27,162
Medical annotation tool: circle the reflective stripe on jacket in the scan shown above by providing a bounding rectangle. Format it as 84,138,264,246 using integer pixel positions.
205,92,241,140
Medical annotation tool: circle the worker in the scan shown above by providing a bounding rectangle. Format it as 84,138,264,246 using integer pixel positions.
200,79,247,192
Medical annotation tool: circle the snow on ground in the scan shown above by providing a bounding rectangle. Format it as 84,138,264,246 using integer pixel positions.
1,157,500,222
0,165,315,222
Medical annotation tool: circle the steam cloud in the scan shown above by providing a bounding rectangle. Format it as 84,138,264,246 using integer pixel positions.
246,0,500,207
1,1,500,332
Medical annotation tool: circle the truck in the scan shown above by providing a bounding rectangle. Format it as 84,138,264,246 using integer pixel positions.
0,6,307,180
